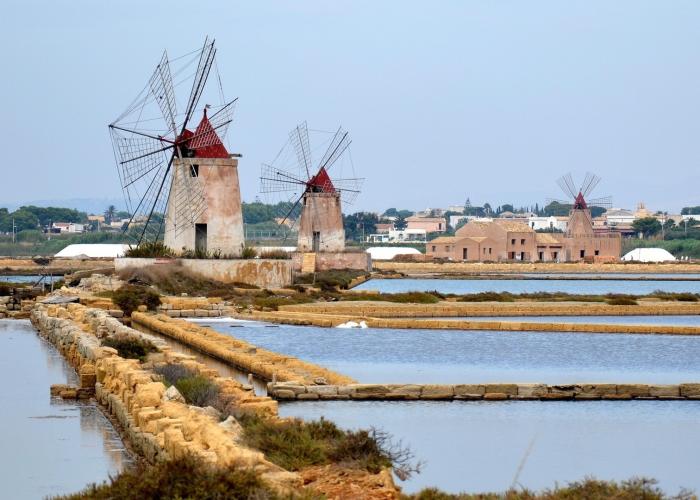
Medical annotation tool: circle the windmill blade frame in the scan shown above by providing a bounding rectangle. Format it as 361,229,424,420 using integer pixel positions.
149,51,178,135
580,172,601,198
318,126,351,172
289,121,312,179
557,173,578,199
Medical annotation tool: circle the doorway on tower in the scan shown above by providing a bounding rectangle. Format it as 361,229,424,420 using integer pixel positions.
312,231,321,253
195,224,208,253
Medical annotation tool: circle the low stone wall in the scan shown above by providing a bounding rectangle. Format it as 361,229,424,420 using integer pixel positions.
291,252,372,272
115,258,293,288
30,303,298,491
279,300,700,318
158,296,227,318
269,382,700,401
0,294,35,319
131,312,356,386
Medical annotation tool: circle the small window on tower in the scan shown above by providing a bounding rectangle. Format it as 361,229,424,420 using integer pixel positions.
190,164,199,177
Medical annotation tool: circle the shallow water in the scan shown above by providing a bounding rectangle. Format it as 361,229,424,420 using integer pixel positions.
355,278,700,295
0,275,59,284
0,320,133,499
516,273,700,279
204,321,700,384
434,315,700,326
280,400,700,494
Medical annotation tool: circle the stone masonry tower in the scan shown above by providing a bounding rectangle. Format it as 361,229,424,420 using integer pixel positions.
297,190,345,252
165,110,244,256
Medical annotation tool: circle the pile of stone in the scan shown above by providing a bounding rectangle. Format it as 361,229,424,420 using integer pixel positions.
158,297,227,318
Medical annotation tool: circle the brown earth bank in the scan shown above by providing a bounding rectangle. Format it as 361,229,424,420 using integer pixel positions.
0,257,114,275
374,261,700,275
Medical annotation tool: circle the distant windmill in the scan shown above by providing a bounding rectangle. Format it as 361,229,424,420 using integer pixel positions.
108,38,244,254
260,122,363,252
548,172,612,236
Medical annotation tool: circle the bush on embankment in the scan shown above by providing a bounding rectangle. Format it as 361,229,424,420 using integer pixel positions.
109,285,161,316
404,477,693,500
239,415,420,480
342,291,442,304
153,363,220,407
52,454,299,500
295,269,369,291
101,334,158,362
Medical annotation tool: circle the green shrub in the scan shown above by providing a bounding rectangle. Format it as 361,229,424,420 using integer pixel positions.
102,334,158,362
111,285,161,316
295,269,369,290
341,291,441,304
241,246,258,259
175,375,220,407
607,297,638,306
403,477,690,500
458,292,516,302
240,415,419,479
258,249,291,259
253,293,314,311
650,291,699,302
153,363,194,386
124,241,175,258
51,455,287,500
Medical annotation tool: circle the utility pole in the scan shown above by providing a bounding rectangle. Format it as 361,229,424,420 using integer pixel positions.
12,218,16,244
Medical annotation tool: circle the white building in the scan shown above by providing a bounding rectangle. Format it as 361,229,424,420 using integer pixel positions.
366,228,427,243
605,208,636,227
52,222,85,233
527,216,568,232
449,215,493,229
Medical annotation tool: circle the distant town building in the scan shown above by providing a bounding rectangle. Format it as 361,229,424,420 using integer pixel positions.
52,222,85,233
366,228,426,243
427,204,620,262
406,216,446,233
527,216,568,232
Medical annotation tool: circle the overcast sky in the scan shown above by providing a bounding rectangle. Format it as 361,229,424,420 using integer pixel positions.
3,1,700,214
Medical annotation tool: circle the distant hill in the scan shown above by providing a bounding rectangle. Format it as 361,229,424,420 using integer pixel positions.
5,198,126,215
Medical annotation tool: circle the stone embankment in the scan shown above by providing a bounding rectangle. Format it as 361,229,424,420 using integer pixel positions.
30,303,298,492
268,382,700,401
0,294,35,319
373,261,700,275
158,296,227,318
283,300,700,318
131,312,356,385
245,306,700,336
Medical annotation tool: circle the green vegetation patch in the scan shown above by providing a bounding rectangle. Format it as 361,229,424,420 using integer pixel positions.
153,363,219,407
51,455,299,500
123,241,174,258
101,334,158,362
108,284,161,316
342,291,442,304
403,477,693,500
240,415,418,478
295,269,370,291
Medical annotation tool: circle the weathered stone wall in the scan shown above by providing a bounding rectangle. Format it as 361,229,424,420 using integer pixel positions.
297,192,345,253
30,303,298,491
131,312,356,385
115,258,293,288
268,382,700,401
157,296,227,318
0,294,35,319
291,251,372,272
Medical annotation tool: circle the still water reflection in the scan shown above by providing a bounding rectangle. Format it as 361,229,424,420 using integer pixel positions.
281,400,700,495
0,320,133,499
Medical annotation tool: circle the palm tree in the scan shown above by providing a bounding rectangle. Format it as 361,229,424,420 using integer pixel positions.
104,205,117,225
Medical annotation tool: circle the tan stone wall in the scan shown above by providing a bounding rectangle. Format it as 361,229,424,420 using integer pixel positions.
297,192,345,252
291,251,371,272
165,157,244,256
30,304,298,491
131,312,355,385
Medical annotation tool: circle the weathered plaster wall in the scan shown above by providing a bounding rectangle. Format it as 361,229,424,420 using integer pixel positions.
165,157,244,256
297,192,345,252
114,258,293,288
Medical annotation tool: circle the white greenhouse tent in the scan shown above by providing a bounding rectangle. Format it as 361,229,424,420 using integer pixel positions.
365,246,422,261
55,244,130,258
621,247,676,263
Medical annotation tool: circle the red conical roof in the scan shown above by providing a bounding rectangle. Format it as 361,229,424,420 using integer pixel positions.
573,192,588,210
306,167,336,193
188,109,229,158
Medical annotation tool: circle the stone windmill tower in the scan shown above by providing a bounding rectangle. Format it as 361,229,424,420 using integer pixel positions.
260,122,363,252
108,38,244,256
552,173,612,237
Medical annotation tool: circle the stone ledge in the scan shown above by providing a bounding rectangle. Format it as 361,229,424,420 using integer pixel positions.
267,382,700,402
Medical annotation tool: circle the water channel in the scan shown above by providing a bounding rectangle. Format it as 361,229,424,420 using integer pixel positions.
0,320,133,499
354,278,700,295
280,400,700,495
